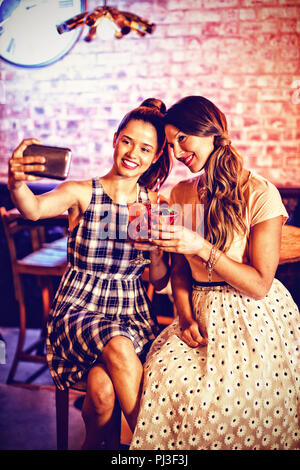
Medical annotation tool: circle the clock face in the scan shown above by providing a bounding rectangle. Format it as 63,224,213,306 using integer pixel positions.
0,0,86,67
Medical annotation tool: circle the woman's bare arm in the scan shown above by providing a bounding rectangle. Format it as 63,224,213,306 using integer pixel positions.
150,216,283,300
205,217,282,299
8,138,86,221
171,253,207,347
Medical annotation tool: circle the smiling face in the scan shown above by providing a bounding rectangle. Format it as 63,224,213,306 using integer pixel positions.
165,124,214,173
112,119,160,179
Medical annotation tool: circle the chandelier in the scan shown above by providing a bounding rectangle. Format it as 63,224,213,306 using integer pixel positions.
57,0,156,41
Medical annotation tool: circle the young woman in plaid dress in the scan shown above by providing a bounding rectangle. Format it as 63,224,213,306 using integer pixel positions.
8,99,171,449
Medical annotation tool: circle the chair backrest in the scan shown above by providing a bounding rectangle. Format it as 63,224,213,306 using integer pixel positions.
1,206,46,251
0,207,40,301
0,207,46,302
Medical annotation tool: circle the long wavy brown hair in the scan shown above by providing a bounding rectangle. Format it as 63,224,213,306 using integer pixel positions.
164,96,247,252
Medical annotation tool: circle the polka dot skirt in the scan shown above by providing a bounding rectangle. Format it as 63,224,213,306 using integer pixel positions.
130,279,300,450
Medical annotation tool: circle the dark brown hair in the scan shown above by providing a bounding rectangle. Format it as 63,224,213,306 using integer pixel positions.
164,96,247,251
115,98,171,190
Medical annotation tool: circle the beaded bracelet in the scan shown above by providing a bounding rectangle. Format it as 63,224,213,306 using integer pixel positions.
206,245,221,282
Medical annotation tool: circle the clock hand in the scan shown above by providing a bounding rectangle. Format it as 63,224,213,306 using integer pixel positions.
25,4,38,10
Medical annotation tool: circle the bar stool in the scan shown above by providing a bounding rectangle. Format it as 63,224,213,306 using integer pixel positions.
55,384,122,450
0,207,68,385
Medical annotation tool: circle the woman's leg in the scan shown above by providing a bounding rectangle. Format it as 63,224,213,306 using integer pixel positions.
101,336,143,432
81,363,119,450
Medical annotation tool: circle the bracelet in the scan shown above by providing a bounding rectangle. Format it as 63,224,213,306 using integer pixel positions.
206,245,221,282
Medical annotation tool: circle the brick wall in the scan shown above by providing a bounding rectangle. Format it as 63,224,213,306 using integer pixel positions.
0,0,299,196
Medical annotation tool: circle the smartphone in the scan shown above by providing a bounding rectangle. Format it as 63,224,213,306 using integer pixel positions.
23,144,72,180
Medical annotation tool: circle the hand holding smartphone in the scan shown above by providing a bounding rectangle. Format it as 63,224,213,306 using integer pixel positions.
23,144,72,180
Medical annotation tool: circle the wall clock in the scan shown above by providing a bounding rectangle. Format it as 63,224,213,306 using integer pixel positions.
0,0,86,68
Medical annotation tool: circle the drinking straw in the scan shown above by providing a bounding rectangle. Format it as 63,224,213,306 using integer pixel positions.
156,178,160,206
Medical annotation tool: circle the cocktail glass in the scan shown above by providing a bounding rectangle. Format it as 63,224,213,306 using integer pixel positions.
128,204,179,264
128,202,151,265
150,205,178,239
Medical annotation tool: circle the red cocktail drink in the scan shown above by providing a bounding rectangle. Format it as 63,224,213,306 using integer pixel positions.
128,202,151,241
128,202,151,265
149,205,178,239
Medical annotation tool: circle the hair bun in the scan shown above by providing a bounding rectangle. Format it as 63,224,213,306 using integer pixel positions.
140,97,166,114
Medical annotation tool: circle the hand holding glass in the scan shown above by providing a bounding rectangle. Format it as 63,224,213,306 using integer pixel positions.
127,204,178,264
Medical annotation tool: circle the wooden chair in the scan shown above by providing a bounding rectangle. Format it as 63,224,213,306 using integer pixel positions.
0,207,68,385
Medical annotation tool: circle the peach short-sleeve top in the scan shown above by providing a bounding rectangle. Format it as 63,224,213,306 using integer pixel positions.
169,171,288,281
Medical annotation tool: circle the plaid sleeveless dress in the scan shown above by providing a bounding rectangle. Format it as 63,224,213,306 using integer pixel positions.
46,178,159,390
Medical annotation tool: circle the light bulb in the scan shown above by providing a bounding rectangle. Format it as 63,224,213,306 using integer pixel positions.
97,15,117,40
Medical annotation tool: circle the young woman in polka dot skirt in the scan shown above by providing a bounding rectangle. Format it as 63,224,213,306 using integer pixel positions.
130,96,299,450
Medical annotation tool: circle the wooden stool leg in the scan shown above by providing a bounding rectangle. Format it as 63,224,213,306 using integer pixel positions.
37,278,52,355
56,388,69,450
7,301,26,384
